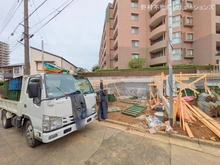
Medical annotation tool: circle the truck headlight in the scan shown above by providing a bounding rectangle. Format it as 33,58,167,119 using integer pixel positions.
43,115,62,132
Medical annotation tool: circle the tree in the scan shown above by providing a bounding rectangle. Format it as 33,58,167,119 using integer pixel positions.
92,64,100,72
129,58,145,69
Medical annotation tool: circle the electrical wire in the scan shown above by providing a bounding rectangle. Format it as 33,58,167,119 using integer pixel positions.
30,0,73,30
31,0,52,52
10,0,48,38
9,42,21,54
0,0,23,35
0,0,18,31
30,0,75,37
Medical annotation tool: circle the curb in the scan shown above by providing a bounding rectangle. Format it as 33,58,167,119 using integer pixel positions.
102,119,220,147
198,138,220,148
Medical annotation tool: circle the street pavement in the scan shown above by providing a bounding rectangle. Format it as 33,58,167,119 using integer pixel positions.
0,119,219,165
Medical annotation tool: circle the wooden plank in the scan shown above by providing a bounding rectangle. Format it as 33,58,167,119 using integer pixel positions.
113,83,121,97
192,106,220,131
179,75,207,93
180,99,185,130
185,122,194,138
176,79,199,95
185,106,197,121
183,99,220,138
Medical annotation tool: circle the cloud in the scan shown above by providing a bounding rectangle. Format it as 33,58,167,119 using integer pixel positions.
0,0,113,70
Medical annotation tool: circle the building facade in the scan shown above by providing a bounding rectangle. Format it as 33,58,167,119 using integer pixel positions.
30,47,77,74
99,0,220,69
0,41,9,67
0,47,77,79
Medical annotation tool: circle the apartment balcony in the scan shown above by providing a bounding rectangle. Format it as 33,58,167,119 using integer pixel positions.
149,40,167,53
151,0,166,9
113,49,119,59
149,9,166,27
149,56,167,66
113,60,119,69
149,24,166,40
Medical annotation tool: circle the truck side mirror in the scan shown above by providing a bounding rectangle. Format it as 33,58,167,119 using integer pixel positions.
28,82,39,98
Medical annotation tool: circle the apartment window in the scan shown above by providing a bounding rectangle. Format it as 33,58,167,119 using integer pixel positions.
187,17,193,24
131,2,138,8
173,49,182,60
132,40,139,47
131,27,139,34
172,32,182,44
187,1,193,8
131,14,138,21
187,33,193,40
14,67,19,74
132,53,139,59
173,15,181,27
173,0,181,11
187,49,194,56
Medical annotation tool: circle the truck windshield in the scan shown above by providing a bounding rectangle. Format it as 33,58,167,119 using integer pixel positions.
45,74,94,98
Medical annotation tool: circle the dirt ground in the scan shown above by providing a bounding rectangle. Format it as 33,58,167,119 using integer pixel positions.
107,100,220,142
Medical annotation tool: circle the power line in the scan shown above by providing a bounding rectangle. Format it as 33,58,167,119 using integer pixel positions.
30,0,75,37
10,0,48,38
0,0,18,31
9,42,22,55
31,0,52,52
30,0,73,30
0,0,23,35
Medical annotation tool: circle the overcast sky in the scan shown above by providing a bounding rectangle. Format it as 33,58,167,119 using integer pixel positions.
0,0,112,70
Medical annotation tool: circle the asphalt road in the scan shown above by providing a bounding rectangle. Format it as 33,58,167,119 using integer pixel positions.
0,120,219,165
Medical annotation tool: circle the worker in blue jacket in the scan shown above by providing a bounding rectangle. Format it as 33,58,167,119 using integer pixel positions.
98,79,108,121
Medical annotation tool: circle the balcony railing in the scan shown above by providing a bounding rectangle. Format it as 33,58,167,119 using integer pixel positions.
150,22,164,32
150,36,164,45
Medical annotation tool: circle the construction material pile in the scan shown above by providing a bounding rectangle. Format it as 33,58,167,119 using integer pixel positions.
198,93,220,117
175,98,220,138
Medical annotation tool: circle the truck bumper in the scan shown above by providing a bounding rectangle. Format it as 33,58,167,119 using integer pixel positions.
41,112,97,143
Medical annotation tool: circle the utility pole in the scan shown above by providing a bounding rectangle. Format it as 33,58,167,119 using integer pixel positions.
24,0,30,75
168,0,173,126
42,40,44,71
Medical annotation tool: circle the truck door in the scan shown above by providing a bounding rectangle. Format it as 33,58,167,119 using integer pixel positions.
23,75,43,132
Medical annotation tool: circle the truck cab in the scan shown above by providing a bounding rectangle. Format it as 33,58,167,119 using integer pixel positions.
0,73,97,147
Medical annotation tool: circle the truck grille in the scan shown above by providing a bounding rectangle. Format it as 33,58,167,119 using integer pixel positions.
62,115,74,126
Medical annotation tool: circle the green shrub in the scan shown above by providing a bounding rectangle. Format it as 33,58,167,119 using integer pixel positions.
91,64,100,72
129,58,145,69
89,64,209,73
0,80,4,86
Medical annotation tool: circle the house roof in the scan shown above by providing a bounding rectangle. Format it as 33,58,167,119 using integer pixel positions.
30,47,77,68
1,63,24,68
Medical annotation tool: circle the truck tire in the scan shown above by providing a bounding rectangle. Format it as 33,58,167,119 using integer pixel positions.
25,120,40,148
2,110,12,129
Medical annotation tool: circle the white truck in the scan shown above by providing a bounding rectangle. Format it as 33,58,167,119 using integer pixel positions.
0,73,97,147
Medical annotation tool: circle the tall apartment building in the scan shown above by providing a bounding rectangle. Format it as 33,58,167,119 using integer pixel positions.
99,0,220,69
0,41,10,67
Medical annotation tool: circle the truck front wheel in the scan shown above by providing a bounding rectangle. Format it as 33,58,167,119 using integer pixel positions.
2,110,12,129
25,120,40,148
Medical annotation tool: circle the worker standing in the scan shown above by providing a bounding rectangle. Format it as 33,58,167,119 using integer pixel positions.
98,79,108,121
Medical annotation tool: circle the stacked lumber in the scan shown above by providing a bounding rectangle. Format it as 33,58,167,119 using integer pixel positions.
198,93,219,117
182,99,220,138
